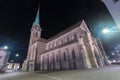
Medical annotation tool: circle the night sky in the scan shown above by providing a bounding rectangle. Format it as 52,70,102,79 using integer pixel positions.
0,0,119,64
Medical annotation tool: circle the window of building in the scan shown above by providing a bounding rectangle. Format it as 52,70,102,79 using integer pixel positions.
35,32,39,38
48,44,50,49
56,41,58,46
63,52,67,61
63,36,66,43
43,55,45,65
70,35,72,40
49,43,51,49
67,36,69,41
72,49,76,60
52,42,54,48
61,38,63,44
74,33,77,39
56,54,59,62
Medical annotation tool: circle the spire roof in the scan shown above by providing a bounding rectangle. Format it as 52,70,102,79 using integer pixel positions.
33,9,39,27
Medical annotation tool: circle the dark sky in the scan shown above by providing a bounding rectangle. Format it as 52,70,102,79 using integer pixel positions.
0,0,119,63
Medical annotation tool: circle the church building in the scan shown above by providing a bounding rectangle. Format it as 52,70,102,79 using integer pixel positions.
23,8,108,71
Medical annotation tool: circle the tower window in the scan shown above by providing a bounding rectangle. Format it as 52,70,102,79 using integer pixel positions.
36,32,39,37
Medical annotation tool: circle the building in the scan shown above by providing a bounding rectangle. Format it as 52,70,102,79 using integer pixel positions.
22,60,27,71
7,63,20,70
24,8,107,71
0,48,10,72
102,0,120,28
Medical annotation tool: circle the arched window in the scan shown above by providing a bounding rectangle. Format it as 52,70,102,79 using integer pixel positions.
74,33,77,39
63,52,67,61
56,54,59,62
43,55,45,65
70,34,73,40
49,43,52,49
63,37,64,43
35,32,39,38
67,36,69,41
61,38,63,44
52,42,54,48
56,41,59,46
48,44,50,49
72,49,76,60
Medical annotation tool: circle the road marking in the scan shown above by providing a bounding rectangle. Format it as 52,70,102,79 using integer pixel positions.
40,74,62,80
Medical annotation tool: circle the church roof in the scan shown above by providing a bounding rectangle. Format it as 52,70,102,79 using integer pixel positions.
38,20,82,43
47,20,82,42
33,9,39,27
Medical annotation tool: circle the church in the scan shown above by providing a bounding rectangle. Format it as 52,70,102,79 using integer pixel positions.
22,8,108,71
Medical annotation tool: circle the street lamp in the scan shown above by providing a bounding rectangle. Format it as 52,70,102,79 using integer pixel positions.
102,28,109,34
15,54,19,57
3,46,8,50
102,27,120,34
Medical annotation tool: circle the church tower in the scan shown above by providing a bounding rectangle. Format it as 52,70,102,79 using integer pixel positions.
30,8,42,45
26,8,42,71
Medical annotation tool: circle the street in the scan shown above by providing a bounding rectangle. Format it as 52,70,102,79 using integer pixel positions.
0,65,120,80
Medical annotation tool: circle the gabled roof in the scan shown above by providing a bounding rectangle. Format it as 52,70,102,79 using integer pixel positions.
38,20,89,43
47,20,82,42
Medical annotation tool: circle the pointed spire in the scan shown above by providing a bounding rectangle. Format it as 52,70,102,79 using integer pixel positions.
33,8,39,27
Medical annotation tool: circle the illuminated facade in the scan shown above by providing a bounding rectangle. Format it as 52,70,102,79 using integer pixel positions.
24,8,107,71
0,48,10,70
7,63,20,70
102,0,120,28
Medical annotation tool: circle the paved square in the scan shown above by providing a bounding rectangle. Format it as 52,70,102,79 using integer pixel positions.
0,65,120,80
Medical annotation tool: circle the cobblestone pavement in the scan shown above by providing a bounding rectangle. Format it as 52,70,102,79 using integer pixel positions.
0,65,120,80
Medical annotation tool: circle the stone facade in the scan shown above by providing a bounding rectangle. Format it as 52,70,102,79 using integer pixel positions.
25,20,107,71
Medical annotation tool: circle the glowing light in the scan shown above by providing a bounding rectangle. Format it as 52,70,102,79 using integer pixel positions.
4,46,8,50
102,28,109,33
112,53,115,55
16,54,19,57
